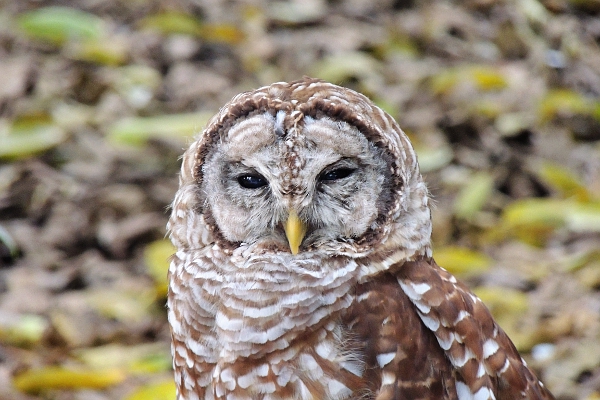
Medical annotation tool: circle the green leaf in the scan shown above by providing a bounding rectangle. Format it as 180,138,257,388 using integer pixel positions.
495,112,531,136
107,112,213,146
0,313,48,346
518,0,551,25
453,172,495,220
413,143,453,173
109,65,162,109
567,202,600,232
499,199,600,244
0,118,67,160
267,0,325,24
87,288,156,323
311,52,380,84
0,225,19,259
17,6,104,45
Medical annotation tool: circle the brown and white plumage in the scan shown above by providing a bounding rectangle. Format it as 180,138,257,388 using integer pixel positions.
167,77,555,399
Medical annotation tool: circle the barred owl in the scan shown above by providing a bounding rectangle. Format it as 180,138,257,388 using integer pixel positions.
167,78,554,400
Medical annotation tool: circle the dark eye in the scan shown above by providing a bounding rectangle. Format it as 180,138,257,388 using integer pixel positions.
237,174,268,189
319,168,355,182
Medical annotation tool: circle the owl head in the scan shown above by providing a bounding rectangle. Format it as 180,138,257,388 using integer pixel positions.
168,78,432,271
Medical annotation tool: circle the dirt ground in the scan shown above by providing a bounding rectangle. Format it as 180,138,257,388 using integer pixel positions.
1,0,600,399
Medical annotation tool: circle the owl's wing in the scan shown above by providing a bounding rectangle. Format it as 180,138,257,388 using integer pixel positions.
393,257,555,400
345,272,459,399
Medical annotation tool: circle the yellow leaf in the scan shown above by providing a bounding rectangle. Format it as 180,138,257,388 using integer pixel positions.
500,198,570,246
430,68,460,95
430,65,508,95
536,162,592,201
125,379,176,400
69,39,128,66
14,367,125,393
473,286,530,350
585,392,600,400
75,343,171,374
139,12,203,36
472,99,503,119
433,246,492,275
144,240,175,298
385,34,419,58
502,197,568,226
199,24,245,45
139,12,244,44
471,66,508,91
538,89,600,122
474,286,529,319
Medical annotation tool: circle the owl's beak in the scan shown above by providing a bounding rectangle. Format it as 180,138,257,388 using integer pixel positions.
284,210,307,255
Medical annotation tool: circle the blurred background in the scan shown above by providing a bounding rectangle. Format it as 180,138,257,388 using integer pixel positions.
0,0,599,399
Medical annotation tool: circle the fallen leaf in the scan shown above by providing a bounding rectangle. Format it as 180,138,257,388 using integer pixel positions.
453,171,495,220
144,240,175,298
14,366,125,393
433,246,492,275
125,379,176,400
107,112,212,146
538,89,600,122
17,6,104,45
0,119,67,160
75,343,171,374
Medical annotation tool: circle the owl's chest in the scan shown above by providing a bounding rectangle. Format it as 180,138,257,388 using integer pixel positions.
183,257,365,398
169,255,365,399
200,255,358,358
210,321,365,400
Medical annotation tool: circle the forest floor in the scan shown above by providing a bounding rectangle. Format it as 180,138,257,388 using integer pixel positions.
1,0,600,399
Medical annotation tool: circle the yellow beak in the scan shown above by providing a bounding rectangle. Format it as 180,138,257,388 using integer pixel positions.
284,210,307,255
